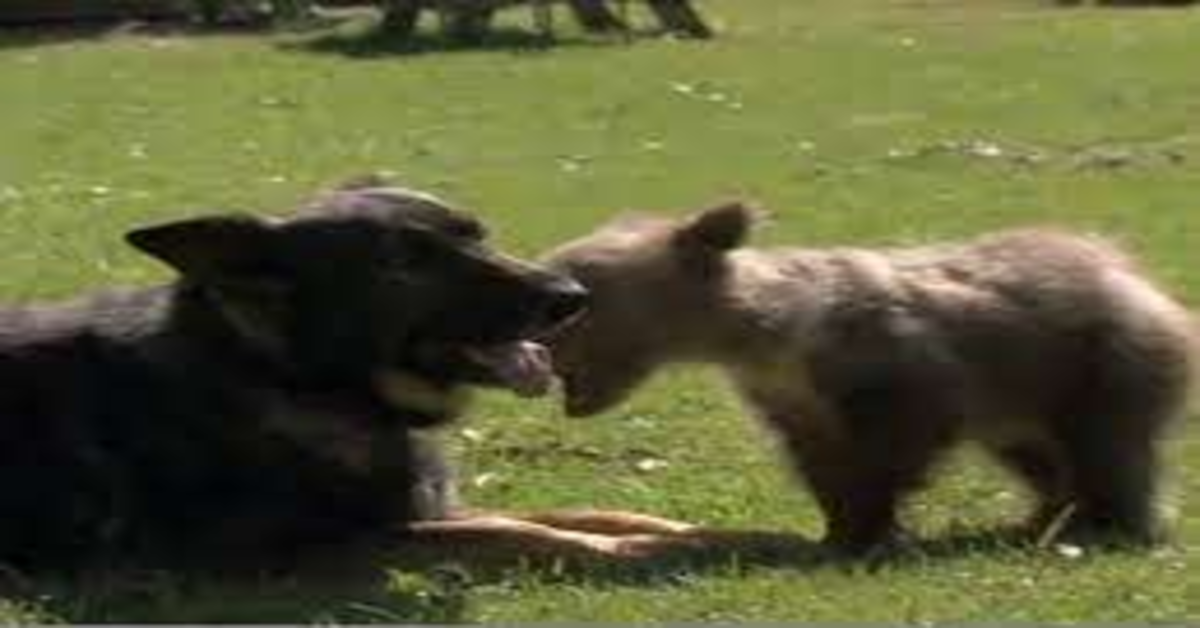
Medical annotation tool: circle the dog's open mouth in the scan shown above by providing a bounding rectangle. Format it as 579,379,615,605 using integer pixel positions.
369,339,557,426
461,340,555,398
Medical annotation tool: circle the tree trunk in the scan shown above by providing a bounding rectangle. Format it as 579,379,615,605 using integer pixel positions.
380,0,421,37
645,0,711,38
270,0,314,23
567,0,625,32
193,0,224,24
442,0,494,42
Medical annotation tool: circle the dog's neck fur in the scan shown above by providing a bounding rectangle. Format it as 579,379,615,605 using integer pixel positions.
0,283,297,411
170,283,286,363
120,282,295,388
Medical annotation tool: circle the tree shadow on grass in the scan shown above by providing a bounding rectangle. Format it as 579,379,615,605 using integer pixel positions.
0,22,133,51
0,13,638,58
0,526,1064,623
284,24,622,60
0,15,344,51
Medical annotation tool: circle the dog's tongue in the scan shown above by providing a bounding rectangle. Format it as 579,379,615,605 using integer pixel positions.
468,341,555,398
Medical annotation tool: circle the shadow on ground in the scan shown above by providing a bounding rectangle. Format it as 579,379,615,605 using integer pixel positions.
0,16,642,59
283,23,632,59
0,526,1057,623
0,15,342,51
0,21,136,50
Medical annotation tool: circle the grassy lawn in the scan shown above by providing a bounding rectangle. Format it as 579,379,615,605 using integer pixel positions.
2,0,1200,621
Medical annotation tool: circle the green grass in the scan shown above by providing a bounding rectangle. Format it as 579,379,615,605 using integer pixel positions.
2,0,1200,621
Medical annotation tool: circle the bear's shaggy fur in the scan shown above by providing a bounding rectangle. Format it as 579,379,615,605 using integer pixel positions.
544,203,1196,552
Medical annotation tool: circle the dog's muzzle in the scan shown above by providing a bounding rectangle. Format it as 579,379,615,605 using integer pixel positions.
461,277,588,398
534,276,590,331
370,276,590,421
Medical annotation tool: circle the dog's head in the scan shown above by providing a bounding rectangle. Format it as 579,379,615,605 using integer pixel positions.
542,201,757,417
127,182,587,427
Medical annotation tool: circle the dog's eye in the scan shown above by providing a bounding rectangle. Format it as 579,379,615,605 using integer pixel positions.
380,232,441,279
446,218,486,242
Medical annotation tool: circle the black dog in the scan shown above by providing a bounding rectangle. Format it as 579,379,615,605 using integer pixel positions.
0,181,609,572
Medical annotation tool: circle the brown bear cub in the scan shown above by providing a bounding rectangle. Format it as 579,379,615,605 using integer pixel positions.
543,203,1196,554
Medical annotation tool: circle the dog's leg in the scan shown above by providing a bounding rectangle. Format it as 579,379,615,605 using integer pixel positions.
481,509,700,535
302,516,679,578
407,515,813,564
407,516,639,560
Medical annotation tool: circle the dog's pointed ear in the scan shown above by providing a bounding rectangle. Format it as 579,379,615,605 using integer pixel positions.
125,214,276,279
331,172,393,191
673,201,760,255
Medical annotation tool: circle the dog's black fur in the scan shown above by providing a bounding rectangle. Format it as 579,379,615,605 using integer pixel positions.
0,181,586,573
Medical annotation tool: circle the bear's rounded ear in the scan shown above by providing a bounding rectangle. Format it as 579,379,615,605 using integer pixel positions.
673,201,761,254
125,214,276,279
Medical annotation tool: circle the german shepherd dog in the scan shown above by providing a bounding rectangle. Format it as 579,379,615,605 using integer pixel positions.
0,180,702,574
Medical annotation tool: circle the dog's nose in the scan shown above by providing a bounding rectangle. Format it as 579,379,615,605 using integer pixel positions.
542,277,589,323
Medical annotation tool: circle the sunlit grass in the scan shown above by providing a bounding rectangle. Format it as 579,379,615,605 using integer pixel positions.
1,0,1198,621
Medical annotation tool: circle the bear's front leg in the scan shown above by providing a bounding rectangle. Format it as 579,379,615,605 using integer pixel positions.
775,385,960,556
